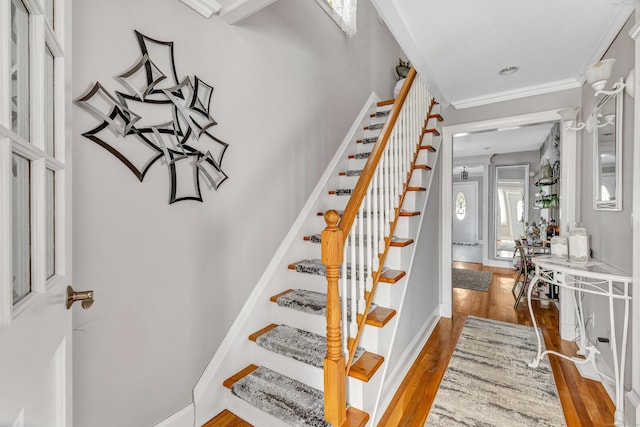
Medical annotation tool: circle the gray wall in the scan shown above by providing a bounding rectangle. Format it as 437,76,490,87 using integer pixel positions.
579,15,635,388
388,163,441,364
71,1,404,425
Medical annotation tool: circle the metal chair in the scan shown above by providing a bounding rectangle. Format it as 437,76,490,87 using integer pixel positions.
512,240,535,309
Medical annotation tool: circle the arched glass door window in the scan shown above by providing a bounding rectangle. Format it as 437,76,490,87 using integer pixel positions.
455,192,467,220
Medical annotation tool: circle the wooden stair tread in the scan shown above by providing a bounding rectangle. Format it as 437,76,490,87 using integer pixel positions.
420,144,437,152
407,186,426,192
390,237,414,247
224,365,370,426
428,113,444,122
376,99,395,107
248,323,278,342
345,407,370,427
366,306,396,327
270,289,295,302
203,410,252,427
423,128,440,136
399,211,420,217
350,351,384,382
414,164,432,171
223,364,259,389
380,269,406,283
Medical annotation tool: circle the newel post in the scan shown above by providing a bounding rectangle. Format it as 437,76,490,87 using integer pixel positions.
321,210,347,426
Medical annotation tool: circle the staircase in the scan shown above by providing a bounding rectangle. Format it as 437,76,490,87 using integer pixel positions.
194,70,443,426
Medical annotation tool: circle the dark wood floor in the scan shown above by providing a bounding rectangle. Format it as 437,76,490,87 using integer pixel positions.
378,261,615,427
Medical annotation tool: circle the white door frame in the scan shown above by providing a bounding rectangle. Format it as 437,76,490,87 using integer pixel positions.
440,110,578,328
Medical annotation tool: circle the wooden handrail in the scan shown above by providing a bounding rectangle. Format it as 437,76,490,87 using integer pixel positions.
322,67,426,425
337,67,417,237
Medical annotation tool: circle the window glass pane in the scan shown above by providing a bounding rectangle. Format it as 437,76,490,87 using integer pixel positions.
455,192,467,220
10,0,30,140
45,47,55,156
46,169,55,279
12,154,31,304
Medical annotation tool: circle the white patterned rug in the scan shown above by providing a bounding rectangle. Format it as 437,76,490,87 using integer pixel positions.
425,316,566,426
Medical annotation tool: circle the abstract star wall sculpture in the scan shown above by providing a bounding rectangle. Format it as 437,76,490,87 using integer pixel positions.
75,30,229,204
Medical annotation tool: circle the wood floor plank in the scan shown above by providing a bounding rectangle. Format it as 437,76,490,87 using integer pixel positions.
377,262,615,427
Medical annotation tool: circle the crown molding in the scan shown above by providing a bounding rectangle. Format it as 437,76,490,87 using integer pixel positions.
179,0,221,18
452,78,582,110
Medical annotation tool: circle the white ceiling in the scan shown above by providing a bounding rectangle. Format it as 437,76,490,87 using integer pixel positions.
372,0,635,109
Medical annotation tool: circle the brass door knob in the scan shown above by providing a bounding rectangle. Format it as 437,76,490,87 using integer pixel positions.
66,285,94,310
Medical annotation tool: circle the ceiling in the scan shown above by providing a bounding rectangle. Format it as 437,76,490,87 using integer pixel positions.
372,0,635,109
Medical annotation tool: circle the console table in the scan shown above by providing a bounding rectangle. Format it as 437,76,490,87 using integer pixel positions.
527,255,633,426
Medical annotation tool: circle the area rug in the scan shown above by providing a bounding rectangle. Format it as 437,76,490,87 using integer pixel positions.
425,316,566,426
452,268,492,292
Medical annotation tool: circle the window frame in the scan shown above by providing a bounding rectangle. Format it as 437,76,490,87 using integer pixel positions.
0,0,67,324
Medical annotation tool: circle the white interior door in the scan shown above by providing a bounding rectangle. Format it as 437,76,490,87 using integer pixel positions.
452,181,478,243
0,1,74,426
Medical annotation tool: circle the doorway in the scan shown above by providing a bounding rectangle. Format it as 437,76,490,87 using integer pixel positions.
440,109,578,327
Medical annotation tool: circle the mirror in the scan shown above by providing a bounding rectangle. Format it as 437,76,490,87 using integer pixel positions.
494,165,529,259
593,91,622,210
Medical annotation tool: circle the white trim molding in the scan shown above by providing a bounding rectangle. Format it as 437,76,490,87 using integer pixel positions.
453,79,583,110
441,110,576,324
153,404,194,427
219,0,278,24
179,0,221,18
627,7,640,426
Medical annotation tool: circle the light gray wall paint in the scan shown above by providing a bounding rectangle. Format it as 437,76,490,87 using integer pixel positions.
71,1,403,425
579,15,635,390
579,16,634,273
388,163,441,365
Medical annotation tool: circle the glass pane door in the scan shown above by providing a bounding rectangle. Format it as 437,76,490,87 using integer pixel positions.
12,154,31,304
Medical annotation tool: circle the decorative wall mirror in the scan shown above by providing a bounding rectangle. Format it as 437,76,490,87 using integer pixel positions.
494,164,529,259
593,90,623,210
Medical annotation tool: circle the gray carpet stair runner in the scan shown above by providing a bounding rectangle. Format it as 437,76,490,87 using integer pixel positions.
224,102,408,425
275,289,377,320
231,366,330,427
255,324,365,368
292,258,386,280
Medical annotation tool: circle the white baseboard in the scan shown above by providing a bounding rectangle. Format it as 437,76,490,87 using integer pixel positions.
439,303,452,318
626,389,640,427
154,403,194,427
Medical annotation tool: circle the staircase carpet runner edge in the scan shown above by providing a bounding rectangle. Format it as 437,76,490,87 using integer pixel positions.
230,366,330,427
254,324,366,369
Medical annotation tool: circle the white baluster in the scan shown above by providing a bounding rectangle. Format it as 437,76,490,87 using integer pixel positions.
373,167,381,270
366,184,373,292
357,202,365,329
349,226,357,342
341,241,348,356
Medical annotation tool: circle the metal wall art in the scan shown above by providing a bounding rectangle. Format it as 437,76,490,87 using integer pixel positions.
75,30,229,203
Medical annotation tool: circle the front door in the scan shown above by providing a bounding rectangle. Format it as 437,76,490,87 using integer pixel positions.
452,181,478,244
0,1,74,425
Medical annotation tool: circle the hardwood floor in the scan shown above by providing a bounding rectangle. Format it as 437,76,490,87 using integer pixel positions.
377,261,615,427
